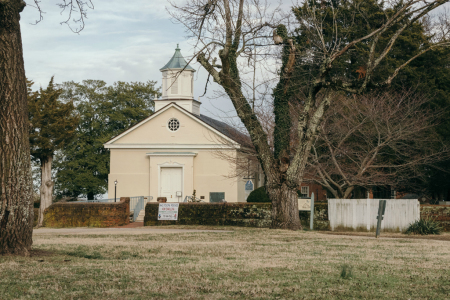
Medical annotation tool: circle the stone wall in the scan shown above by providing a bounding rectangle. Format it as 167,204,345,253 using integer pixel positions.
144,202,272,227
420,205,450,232
43,197,130,228
299,203,330,230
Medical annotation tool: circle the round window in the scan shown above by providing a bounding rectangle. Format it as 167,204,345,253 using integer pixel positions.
168,118,180,131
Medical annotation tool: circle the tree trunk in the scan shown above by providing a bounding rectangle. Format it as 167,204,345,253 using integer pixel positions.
37,156,53,227
0,0,34,255
267,184,302,230
343,186,355,199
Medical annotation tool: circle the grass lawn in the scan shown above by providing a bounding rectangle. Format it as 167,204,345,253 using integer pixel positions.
1,227,449,299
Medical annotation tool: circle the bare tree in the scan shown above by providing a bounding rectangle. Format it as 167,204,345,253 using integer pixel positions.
169,0,450,229
0,0,93,255
306,91,448,199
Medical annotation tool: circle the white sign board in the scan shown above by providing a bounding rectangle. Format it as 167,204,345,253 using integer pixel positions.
298,198,311,211
158,203,179,220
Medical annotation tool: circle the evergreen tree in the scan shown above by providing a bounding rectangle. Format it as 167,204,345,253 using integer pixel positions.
292,0,450,197
54,80,159,199
28,77,79,227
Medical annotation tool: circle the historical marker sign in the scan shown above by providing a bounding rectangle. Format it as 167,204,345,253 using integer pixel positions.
298,198,311,211
158,203,179,220
245,180,254,192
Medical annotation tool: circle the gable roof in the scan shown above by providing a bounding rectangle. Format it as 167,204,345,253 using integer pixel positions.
197,114,249,144
160,45,195,71
104,102,246,146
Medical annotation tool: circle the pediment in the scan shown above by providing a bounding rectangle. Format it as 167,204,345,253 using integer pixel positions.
104,103,239,148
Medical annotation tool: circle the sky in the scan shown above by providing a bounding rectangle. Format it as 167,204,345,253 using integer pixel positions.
19,0,450,121
20,0,236,119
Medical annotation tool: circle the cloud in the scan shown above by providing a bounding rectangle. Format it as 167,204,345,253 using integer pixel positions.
20,0,249,121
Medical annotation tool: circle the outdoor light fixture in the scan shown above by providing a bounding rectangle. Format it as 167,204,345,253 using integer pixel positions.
114,180,118,202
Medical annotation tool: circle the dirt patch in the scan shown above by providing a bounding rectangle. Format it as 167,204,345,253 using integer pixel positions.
318,231,450,241
0,249,55,258
30,249,56,257
111,222,144,228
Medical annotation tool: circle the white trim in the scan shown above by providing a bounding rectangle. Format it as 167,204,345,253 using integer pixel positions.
147,152,198,157
158,162,184,200
104,103,239,146
104,144,239,149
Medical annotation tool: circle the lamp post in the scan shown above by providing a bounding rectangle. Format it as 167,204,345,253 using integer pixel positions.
114,180,118,202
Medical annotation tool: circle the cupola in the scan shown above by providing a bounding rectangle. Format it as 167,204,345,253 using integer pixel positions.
155,45,201,115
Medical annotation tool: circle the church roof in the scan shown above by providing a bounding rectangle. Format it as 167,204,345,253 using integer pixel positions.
197,114,250,145
160,45,195,71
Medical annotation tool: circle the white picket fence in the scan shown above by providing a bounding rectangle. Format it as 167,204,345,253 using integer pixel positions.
328,199,420,232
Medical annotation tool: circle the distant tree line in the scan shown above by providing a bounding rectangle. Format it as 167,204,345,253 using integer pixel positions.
28,79,159,203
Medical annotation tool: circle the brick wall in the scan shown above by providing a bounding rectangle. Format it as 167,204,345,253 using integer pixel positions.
420,205,450,232
43,197,130,228
144,202,272,227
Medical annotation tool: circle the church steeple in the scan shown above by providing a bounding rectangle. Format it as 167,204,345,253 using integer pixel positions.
155,45,201,115
160,44,195,72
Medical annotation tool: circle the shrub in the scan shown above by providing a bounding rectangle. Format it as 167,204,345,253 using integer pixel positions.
246,186,271,203
405,219,442,235
340,264,353,279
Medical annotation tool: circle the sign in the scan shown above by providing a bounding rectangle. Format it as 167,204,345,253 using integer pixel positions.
245,180,254,192
298,198,311,211
158,203,179,221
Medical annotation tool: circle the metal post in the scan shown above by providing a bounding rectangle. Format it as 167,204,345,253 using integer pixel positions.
310,192,315,230
114,180,118,203
376,200,386,238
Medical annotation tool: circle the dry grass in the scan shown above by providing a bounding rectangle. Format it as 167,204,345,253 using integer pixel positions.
1,226,450,299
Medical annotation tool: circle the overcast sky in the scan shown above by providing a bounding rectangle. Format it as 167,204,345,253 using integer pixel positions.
20,0,236,119
20,0,449,121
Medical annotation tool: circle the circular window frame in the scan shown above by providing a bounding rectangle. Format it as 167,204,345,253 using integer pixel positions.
167,118,180,132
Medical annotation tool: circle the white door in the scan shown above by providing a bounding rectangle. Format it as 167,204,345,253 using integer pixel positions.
160,167,183,202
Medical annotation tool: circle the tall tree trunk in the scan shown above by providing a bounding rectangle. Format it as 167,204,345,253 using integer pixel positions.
37,156,53,227
0,0,34,255
267,183,301,230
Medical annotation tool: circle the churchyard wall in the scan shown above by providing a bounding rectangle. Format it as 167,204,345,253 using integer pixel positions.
43,197,130,228
420,205,450,231
144,202,272,227
145,202,331,229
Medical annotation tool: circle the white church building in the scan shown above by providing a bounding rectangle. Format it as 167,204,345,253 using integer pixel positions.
104,45,260,202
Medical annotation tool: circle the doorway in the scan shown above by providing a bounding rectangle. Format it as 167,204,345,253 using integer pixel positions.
160,167,183,202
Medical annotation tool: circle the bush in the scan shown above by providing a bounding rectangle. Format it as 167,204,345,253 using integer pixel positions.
405,219,442,235
246,186,271,203
340,264,353,279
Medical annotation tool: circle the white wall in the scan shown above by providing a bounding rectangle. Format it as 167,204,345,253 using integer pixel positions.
328,199,420,232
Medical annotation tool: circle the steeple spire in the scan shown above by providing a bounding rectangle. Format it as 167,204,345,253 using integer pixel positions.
160,45,195,71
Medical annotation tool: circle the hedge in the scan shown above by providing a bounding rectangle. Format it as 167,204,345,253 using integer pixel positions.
144,202,272,227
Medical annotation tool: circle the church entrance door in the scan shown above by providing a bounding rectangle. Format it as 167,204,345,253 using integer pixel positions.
160,167,183,202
